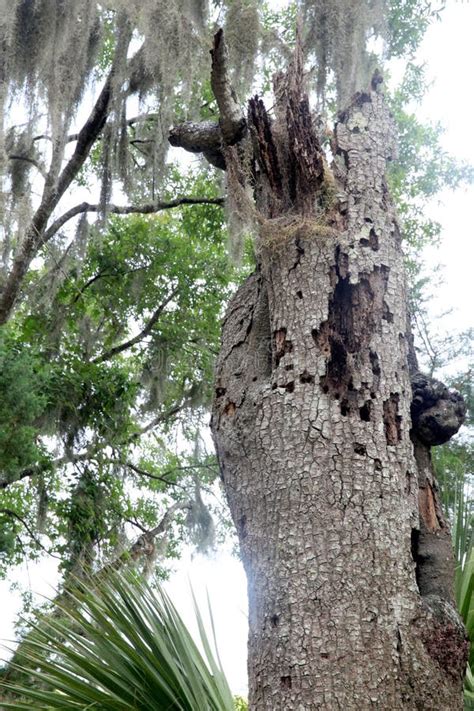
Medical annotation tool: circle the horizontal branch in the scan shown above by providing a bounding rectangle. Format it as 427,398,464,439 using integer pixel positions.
125,462,188,490
92,286,179,363
0,508,61,559
125,462,216,490
0,395,196,491
42,196,225,243
8,154,47,178
169,120,226,170
71,265,148,304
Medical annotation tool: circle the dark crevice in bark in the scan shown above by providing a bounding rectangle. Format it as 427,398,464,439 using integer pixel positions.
274,328,293,368
238,514,247,540
360,227,379,251
288,237,305,273
383,393,402,445
316,252,390,406
411,527,421,591
359,400,373,422
248,96,283,216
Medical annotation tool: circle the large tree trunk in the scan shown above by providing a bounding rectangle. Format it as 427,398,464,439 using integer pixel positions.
211,72,467,708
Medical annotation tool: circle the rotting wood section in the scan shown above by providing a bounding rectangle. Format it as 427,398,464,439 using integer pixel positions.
170,30,467,711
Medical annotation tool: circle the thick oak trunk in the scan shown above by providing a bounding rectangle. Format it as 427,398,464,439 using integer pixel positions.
211,81,467,708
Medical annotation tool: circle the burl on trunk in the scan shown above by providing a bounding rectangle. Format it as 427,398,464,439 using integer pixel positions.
172,32,467,710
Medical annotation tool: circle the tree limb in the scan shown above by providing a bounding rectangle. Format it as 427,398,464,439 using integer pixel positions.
42,196,225,243
0,74,114,324
0,32,157,324
125,462,189,491
167,30,245,168
92,286,179,364
210,29,246,145
8,154,47,178
0,508,61,559
0,396,195,491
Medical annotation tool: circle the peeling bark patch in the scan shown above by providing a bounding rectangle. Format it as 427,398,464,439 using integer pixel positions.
274,328,293,367
419,482,440,532
223,401,236,417
280,675,292,689
383,394,402,444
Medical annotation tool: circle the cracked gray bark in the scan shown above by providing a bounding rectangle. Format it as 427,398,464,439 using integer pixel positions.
173,34,467,710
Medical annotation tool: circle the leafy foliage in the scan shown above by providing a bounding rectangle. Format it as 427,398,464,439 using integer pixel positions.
0,168,239,578
0,331,51,482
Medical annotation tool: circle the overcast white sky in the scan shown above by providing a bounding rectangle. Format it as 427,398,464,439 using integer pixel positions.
1,2,473,699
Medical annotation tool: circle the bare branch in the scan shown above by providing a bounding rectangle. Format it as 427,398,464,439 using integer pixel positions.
0,395,196,492
0,508,61,559
8,154,47,178
0,72,114,324
168,30,245,167
100,501,190,574
210,28,246,145
92,286,179,363
133,401,190,438
125,462,188,490
71,265,148,304
0,35,159,324
169,120,221,153
42,196,225,243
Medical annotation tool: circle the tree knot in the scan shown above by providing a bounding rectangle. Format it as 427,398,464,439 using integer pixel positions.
411,373,466,446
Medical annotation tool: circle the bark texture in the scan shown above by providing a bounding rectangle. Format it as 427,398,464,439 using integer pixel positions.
210,79,467,708
169,32,467,710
